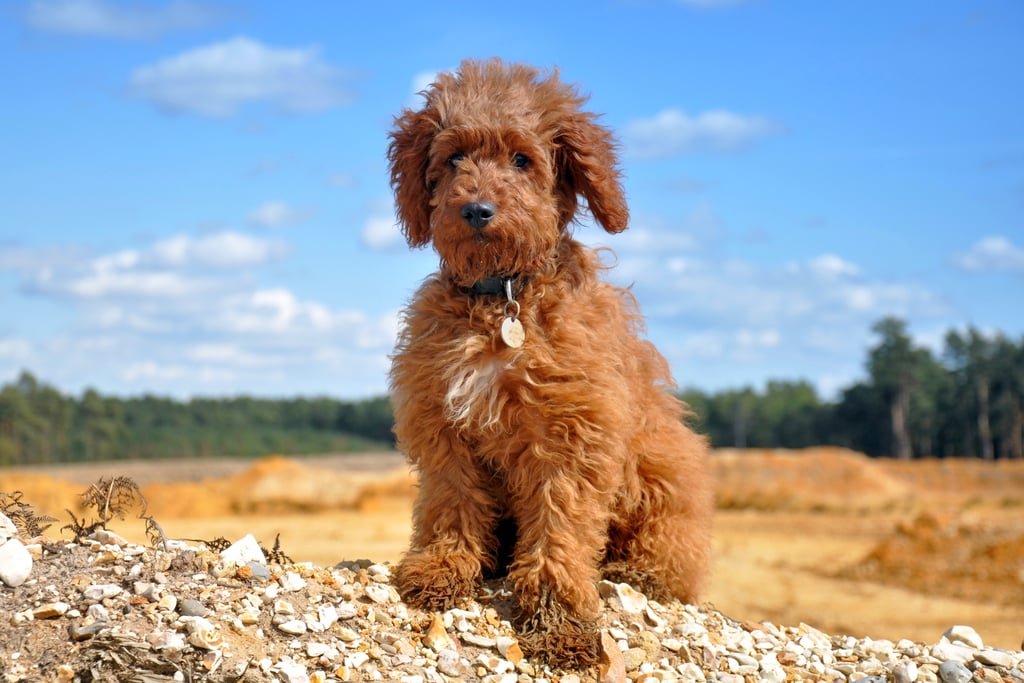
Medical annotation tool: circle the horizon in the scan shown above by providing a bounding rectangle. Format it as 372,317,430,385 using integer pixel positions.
1,1,1022,401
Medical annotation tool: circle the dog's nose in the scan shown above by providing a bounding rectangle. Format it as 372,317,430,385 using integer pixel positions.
460,201,497,229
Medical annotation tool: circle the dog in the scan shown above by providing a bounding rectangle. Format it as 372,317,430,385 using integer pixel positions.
386,58,712,666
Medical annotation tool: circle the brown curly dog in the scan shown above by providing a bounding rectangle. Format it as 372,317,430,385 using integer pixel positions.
387,58,712,667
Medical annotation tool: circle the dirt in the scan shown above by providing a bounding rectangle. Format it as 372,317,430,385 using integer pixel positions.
3,448,1022,651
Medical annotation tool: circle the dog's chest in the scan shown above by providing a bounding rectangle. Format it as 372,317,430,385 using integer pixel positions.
444,346,516,431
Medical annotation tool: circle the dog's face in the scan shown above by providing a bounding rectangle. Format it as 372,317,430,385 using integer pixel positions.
388,59,629,287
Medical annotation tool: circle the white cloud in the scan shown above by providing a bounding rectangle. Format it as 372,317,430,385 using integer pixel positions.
128,37,353,118
623,108,782,160
361,215,403,251
5,231,399,397
247,201,310,228
26,230,287,300
807,254,861,280
153,231,288,268
0,337,33,362
952,235,1024,273
25,0,221,39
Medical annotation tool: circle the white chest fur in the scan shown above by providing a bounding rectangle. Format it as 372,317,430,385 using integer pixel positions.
444,349,516,431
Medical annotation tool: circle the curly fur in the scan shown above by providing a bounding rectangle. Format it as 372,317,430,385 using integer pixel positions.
387,58,713,667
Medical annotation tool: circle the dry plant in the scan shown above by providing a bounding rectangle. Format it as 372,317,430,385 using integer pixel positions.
63,476,168,549
0,490,57,537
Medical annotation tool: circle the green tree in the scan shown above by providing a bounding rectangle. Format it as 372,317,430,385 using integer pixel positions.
867,318,931,459
991,336,1024,459
945,327,996,460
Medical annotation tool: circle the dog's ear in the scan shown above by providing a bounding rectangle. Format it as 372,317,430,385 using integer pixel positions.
556,112,630,233
387,107,438,247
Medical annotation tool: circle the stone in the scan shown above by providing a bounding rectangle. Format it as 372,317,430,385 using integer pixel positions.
82,583,122,601
70,621,108,641
622,647,647,671
941,625,983,650
363,583,394,604
974,648,1016,667
931,639,975,663
0,538,33,587
0,513,17,543
423,613,454,652
599,580,648,614
278,619,308,635
937,660,972,683
219,534,266,566
599,630,627,683
436,648,466,677
279,571,307,592
32,602,70,619
893,660,918,683
179,599,208,617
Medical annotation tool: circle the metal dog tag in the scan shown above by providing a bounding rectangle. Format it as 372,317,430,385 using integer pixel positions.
500,317,525,348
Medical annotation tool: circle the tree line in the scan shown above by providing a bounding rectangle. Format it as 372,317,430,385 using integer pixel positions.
682,318,1023,460
0,377,394,466
1,317,1022,465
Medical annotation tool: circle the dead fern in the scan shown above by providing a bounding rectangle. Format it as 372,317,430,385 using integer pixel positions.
0,490,57,537
262,533,293,564
62,476,166,548
183,534,293,564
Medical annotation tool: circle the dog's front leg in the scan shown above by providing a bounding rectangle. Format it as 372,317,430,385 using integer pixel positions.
394,435,500,611
505,445,614,667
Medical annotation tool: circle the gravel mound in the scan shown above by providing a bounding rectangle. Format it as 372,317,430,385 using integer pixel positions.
2,523,1022,683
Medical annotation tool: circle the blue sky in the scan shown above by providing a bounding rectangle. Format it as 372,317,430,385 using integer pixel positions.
1,0,1022,400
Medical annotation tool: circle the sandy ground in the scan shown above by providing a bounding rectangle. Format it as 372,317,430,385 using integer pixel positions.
3,448,1022,650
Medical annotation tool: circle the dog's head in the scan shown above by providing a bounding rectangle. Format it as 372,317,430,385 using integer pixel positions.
387,58,629,286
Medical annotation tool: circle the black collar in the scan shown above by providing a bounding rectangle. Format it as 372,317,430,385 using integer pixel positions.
464,275,527,297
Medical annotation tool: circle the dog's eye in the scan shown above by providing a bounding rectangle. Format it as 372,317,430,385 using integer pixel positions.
513,153,530,169
447,152,465,168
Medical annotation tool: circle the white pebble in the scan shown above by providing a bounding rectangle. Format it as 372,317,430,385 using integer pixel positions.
219,534,266,566
941,625,984,650
0,539,33,587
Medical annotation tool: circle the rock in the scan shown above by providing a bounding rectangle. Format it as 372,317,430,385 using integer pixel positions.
278,619,308,635
974,648,1017,667
219,534,266,565
931,638,975,663
621,646,647,671
32,602,70,619
81,583,122,601
248,560,271,580
363,582,394,604
274,658,309,683
178,599,209,617
599,630,627,683
599,580,649,614
0,513,17,543
0,538,33,587
184,617,224,649
937,660,972,683
91,529,129,546
70,620,108,641
942,625,983,649
893,660,918,683
436,648,466,677
423,613,455,652
279,570,307,592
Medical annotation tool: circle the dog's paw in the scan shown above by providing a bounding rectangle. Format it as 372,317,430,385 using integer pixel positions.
394,550,481,611
517,610,600,668
514,585,601,668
